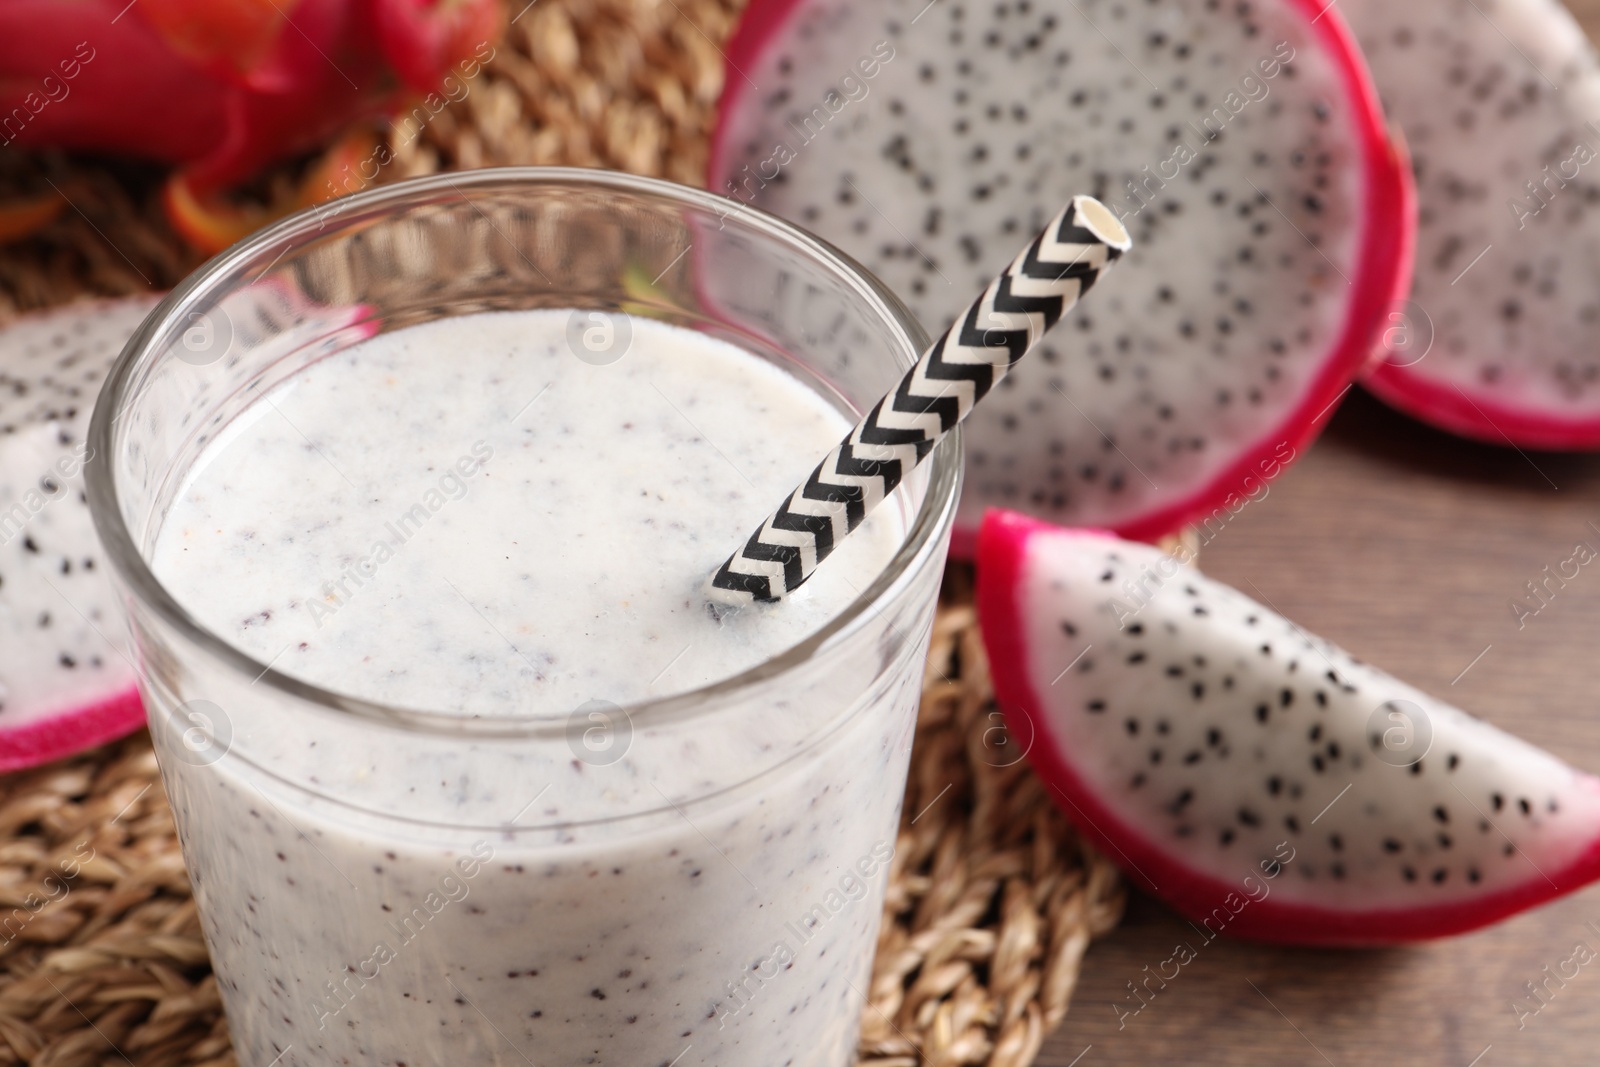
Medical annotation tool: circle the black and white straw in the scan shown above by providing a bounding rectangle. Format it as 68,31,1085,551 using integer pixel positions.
707,194,1132,606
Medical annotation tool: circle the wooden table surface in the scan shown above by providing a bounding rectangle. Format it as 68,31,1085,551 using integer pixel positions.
1038,3,1600,1063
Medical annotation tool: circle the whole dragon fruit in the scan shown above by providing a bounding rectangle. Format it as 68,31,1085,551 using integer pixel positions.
0,0,503,249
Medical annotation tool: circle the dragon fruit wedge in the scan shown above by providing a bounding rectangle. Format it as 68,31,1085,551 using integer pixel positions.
1347,0,1600,449
976,509,1600,945
0,298,157,771
711,0,1414,553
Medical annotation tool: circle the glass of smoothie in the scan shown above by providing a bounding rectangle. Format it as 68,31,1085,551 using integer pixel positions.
86,168,959,1066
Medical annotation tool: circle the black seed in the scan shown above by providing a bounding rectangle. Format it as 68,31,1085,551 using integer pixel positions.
1127,651,1147,665
1086,700,1106,713
1433,806,1449,824
1255,704,1269,723
1280,688,1294,708
1220,828,1235,846
1491,792,1504,811
1402,866,1417,882
1169,788,1194,814
1184,750,1203,765
1329,833,1343,851
1431,869,1447,884
1238,808,1261,828
1518,797,1532,816
1266,776,1282,796
1125,719,1139,736
1383,838,1402,853
1191,681,1205,700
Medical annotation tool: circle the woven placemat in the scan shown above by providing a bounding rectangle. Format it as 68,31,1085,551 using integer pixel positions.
0,581,1124,1067
0,3,1127,1064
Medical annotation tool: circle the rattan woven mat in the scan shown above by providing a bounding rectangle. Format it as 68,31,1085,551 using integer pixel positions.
0,3,1127,1064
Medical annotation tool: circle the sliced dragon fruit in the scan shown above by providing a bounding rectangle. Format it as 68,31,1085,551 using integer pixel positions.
1348,0,1600,448
976,509,1600,944
0,298,156,771
711,0,1413,552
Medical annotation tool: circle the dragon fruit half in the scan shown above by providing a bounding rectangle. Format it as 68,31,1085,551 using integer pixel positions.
1347,0,1600,449
0,298,156,771
711,0,1414,551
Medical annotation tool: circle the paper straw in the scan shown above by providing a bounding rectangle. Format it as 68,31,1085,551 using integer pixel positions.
707,194,1132,606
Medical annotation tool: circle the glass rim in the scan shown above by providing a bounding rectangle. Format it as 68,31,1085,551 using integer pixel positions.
87,166,962,740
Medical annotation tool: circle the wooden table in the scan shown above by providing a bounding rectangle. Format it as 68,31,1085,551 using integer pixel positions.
1039,5,1600,1060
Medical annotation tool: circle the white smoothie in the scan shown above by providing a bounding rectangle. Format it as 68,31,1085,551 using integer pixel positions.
147,309,930,1066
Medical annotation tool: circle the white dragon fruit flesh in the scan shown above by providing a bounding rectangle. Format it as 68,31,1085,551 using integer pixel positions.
711,0,1414,551
977,509,1600,944
1349,0,1600,449
0,297,156,770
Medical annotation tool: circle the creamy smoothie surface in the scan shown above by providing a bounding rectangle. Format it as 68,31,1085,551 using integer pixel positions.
155,308,899,714
146,309,927,1067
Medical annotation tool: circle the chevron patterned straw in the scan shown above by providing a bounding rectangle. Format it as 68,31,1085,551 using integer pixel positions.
707,194,1132,606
